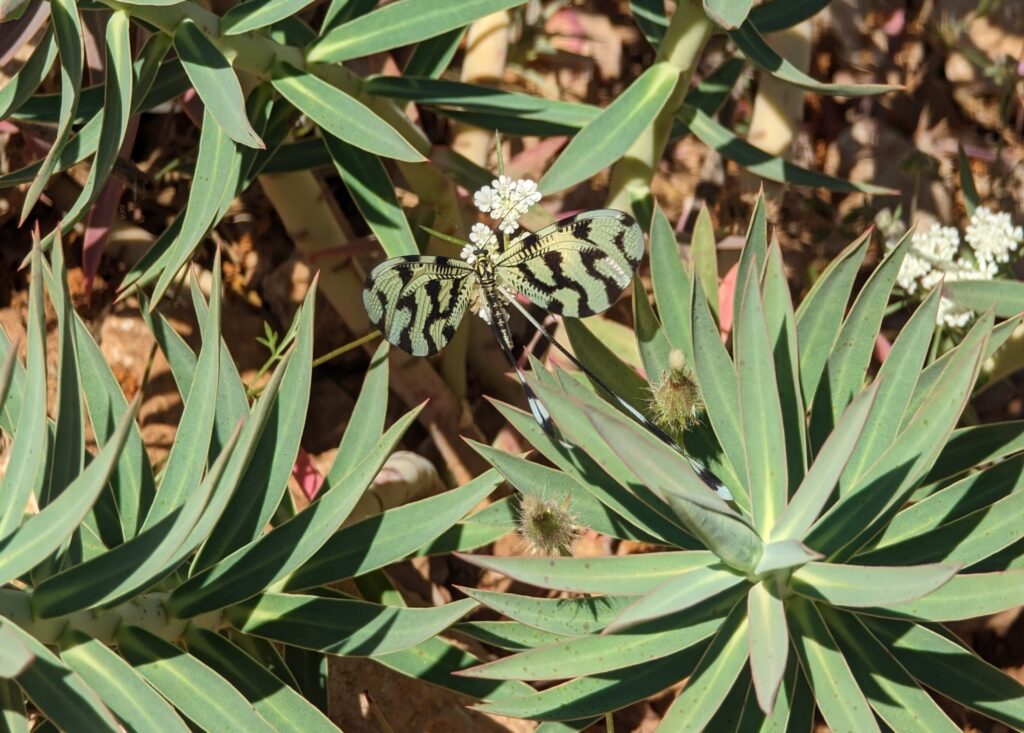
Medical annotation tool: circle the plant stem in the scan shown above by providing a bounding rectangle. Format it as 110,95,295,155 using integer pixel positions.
605,0,713,211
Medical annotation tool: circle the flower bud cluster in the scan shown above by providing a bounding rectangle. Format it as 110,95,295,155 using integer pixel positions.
884,206,1023,328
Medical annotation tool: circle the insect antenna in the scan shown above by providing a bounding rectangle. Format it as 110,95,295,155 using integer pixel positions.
502,293,732,501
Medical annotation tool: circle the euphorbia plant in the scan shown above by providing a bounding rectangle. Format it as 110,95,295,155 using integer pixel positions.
456,197,1024,730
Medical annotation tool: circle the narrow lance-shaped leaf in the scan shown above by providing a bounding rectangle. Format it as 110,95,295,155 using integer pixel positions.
20,0,82,222
747,578,788,714
192,280,315,567
867,618,1024,731
604,564,746,633
325,136,418,257
183,628,337,733
220,0,318,35
650,203,695,367
704,0,753,29
691,272,748,507
762,240,806,489
116,625,276,733
148,108,240,308
7,622,120,731
309,0,527,62
540,62,680,194
30,420,243,618
59,629,190,733
52,11,133,237
0,238,47,542
790,561,959,608
770,379,881,541
144,273,221,528
42,234,85,508
735,259,787,534
795,230,872,401
227,594,478,657
838,285,941,495
729,19,897,96
808,231,909,452
458,550,716,595
680,103,897,194
958,145,979,216
271,63,424,162
459,591,739,682
278,469,502,592
788,597,881,733
173,19,263,148
0,26,57,122
656,600,750,732
167,406,424,618
821,608,960,732
0,395,139,586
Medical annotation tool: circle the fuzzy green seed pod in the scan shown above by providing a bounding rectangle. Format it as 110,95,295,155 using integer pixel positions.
517,494,579,556
650,348,704,431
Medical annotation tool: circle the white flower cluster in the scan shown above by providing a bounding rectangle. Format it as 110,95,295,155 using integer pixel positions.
890,206,1023,329
964,206,1023,269
461,175,543,324
472,175,542,235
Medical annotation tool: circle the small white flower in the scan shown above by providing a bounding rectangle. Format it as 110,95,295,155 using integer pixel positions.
460,244,478,265
472,175,542,234
473,186,496,214
965,206,1023,268
469,223,497,249
936,296,974,329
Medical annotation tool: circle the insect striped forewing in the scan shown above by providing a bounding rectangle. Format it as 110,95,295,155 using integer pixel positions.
495,209,644,317
362,256,476,356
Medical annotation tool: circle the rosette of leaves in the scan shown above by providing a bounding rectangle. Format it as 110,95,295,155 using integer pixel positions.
0,239,524,731
3,0,897,306
455,198,1024,730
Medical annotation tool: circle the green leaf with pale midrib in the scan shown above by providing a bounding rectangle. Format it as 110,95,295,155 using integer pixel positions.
0,395,138,586
271,63,424,163
167,406,423,618
540,62,679,195
866,570,1024,621
227,594,478,656
458,550,716,595
459,590,739,681
473,644,707,721
20,0,83,222
866,618,1024,730
59,630,190,733
116,625,275,733
0,26,57,122
183,628,336,733
0,241,47,543
790,561,959,607
148,107,240,308
309,0,527,62
822,608,960,732
729,19,898,96
280,470,502,591
173,19,263,149
30,421,243,618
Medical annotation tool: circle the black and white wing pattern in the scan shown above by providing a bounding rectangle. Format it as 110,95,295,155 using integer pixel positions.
362,256,476,356
494,209,644,317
